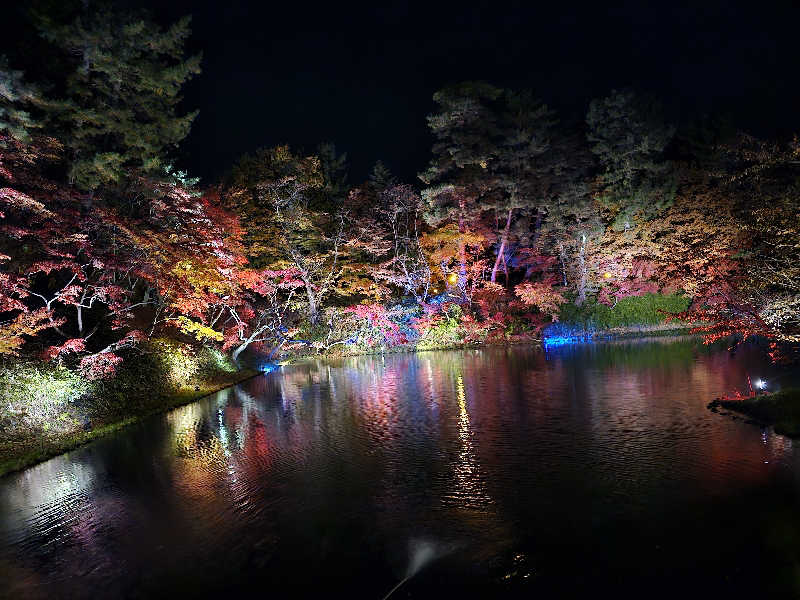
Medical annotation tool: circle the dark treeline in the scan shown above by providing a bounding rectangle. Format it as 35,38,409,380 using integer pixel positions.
1,0,798,392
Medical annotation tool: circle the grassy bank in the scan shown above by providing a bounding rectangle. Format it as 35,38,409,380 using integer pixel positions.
558,293,691,329
709,388,800,437
0,339,258,477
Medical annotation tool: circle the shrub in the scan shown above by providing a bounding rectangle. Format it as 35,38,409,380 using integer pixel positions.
416,303,465,349
0,362,91,434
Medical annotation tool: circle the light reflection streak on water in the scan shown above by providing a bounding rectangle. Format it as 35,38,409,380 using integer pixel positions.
450,374,493,508
426,358,436,405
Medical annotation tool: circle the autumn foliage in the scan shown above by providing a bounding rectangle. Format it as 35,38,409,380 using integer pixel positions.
2,25,799,377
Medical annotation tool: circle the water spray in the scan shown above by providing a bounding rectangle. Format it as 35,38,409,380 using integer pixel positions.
381,540,438,600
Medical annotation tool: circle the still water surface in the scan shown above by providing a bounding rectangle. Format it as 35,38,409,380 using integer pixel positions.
3,338,800,598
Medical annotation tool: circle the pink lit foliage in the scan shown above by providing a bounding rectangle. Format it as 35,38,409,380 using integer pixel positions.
73,331,145,379
514,279,566,320
343,303,407,348
42,338,86,361
78,352,124,380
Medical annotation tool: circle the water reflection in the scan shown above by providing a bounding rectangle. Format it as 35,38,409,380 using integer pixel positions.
2,339,800,598
448,373,494,509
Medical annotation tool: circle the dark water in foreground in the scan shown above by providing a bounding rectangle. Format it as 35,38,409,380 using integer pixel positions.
3,338,800,599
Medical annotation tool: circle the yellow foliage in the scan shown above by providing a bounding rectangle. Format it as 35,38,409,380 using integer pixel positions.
0,310,54,355
420,224,485,267
175,316,223,342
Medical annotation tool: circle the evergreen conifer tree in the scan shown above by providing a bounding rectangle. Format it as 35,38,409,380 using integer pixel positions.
420,81,503,291
0,56,43,144
586,89,675,230
368,160,396,192
33,1,201,191
316,141,348,205
488,90,557,282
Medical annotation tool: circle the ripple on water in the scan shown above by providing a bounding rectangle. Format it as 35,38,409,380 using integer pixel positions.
2,341,800,598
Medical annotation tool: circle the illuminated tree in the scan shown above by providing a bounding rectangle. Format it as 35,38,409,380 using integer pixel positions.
0,134,263,369
225,269,305,362
346,183,432,302
586,89,675,231
487,90,557,283
420,224,486,300
33,3,201,191
0,310,54,356
0,56,43,144
537,132,602,305
514,281,566,320
690,135,800,354
368,160,397,191
224,146,344,326
420,82,501,293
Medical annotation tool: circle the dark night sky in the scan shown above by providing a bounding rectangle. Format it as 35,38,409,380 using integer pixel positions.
7,1,800,183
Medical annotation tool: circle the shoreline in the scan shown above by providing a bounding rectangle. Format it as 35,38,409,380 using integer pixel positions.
0,323,698,478
0,367,260,478
282,321,698,362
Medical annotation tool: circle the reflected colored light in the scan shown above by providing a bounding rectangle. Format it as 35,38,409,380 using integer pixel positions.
543,335,593,349
260,362,280,374
457,374,467,430
542,322,597,350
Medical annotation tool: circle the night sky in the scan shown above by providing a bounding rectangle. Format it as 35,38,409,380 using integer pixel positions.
7,0,800,183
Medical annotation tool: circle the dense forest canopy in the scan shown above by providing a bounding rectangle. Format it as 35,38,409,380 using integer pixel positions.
0,0,798,387
5,1,800,183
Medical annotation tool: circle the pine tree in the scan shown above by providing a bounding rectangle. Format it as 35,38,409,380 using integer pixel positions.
34,2,201,191
420,81,503,291
538,132,602,305
316,141,348,205
0,56,43,144
488,90,557,282
368,160,396,191
586,89,675,231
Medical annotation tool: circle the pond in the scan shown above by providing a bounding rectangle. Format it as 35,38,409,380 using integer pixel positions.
2,338,800,598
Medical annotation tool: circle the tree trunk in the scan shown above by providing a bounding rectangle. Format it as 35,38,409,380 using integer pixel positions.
558,243,568,287
77,286,89,335
576,235,588,306
457,196,468,292
490,207,514,283
530,208,543,249
232,329,260,364
232,341,248,364
303,276,319,326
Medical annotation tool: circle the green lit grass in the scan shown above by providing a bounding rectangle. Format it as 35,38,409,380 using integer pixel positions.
559,293,691,329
